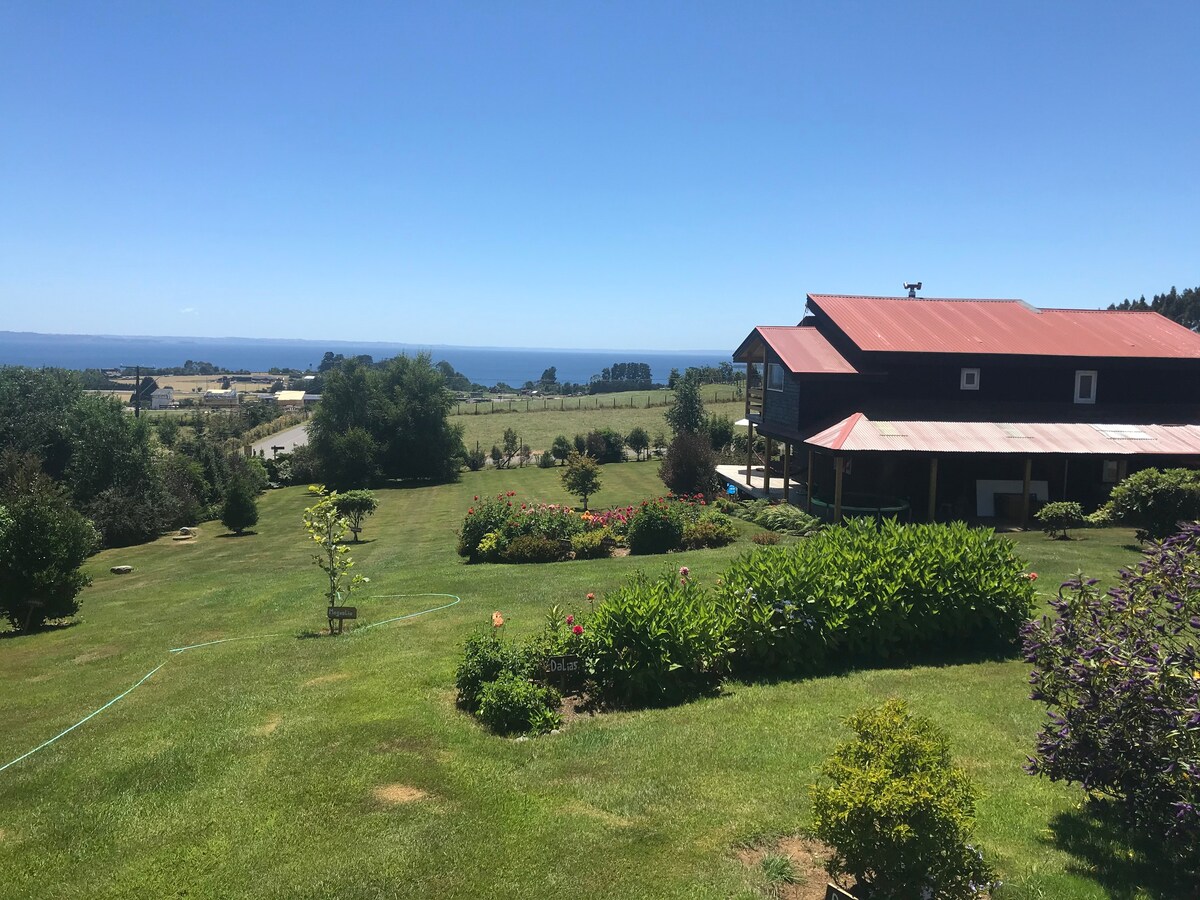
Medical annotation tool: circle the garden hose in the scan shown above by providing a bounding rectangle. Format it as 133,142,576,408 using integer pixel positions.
0,593,462,775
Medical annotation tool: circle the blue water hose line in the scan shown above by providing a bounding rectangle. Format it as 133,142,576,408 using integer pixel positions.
0,593,462,775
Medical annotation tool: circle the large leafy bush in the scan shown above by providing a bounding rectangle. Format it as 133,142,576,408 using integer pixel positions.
810,699,997,900
721,519,1035,675
627,499,685,554
1109,466,1200,541
584,571,732,706
1035,500,1085,539
1023,524,1200,870
477,673,562,735
455,630,527,711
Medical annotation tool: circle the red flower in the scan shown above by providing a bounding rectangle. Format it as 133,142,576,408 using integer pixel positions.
565,614,574,625
572,625,584,635
586,592,595,601
474,495,479,501
468,508,474,515
1028,572,1039,581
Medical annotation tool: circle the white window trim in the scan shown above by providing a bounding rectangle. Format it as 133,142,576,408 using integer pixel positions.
1074,369,1098,404
767,363,785,392
960,367,980,391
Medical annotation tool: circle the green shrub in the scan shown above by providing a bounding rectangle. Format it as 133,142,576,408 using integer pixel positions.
584,572,732,706
1035,500,1085,539
627,500,684,554
585,428,626,464
681,511,738,549
476,673,562,735
754,504,822,537
1109,467,1200,541
458,493,513,558
1085,500,1115,527
721,519,1035,675
455,631,526,712
536,449,556,468
501,534,568,564
570,529,610,559
810,699,997,900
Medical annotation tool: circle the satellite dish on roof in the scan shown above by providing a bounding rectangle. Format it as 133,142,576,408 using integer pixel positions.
903,282,923,298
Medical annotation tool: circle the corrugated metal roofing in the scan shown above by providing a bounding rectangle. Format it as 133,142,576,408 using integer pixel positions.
805,413,1200,455
744,325,858,374
808,294,1200,359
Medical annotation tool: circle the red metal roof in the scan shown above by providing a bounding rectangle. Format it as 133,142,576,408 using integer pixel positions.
806,414,1200,455
808,294,1200,359
746,325,858,374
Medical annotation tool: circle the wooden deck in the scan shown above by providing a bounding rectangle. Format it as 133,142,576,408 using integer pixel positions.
716,464,806,503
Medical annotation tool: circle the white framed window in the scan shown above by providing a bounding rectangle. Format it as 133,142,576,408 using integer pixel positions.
960,367,980,391
767,363,784,391
1074,370,1098,404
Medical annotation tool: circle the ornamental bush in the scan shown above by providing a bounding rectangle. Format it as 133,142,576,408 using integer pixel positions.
681,511,739,549
583,571,732,706
1023,524,1200,871
1109,466,1200,541
721,519,1035,676
477,673,562,735
501,534,569,564
1035,500,1085,539
570,529,610,559
810,699,997,900
455,630,527,712
627,499,685,554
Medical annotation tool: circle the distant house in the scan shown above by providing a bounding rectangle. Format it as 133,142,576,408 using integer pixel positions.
276,389,307,409
203,388,239,408
150,387,174,410
732,292,1200,524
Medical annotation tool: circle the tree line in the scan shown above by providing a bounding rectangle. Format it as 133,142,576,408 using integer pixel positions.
1108,284,1200,330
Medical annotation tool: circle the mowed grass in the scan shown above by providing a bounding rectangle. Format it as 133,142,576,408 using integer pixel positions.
0,466,1153,900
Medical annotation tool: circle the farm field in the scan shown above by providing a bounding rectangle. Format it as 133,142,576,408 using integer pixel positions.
0,465,1159,900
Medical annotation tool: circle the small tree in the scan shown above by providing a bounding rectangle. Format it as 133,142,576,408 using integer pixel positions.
811,699,997,900
333,489,379,542
665,370,705,436
550,435,572,466
562,450,602,511
0,464,98,632
1035,500,1085,539
626,426,650,461
660,432,717,498
221,476,258,535
302,486,367,617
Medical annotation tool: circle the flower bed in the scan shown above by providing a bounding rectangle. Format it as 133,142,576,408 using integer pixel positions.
456,492,738,562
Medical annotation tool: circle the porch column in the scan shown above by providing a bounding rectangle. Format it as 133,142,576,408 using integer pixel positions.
833,455,845,522
927,456,938,522
782,442,791,502
746,422,754,484
764,436,773,496
806,449,814,513
1021,457,1033,528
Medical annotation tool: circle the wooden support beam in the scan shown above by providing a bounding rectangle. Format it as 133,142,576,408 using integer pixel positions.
746,422,754,486
927,456,938,522
833,456,845,522
764,436,773,495
1021,457,1033,528
806,449,814,513
782,442,791,502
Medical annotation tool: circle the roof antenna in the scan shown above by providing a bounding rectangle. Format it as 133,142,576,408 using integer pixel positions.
903,281,922,298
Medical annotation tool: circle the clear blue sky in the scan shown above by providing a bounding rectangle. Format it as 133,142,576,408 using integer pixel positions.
1,2,1197,350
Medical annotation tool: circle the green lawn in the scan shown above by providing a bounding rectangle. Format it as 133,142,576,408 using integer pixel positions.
0,467,1157,899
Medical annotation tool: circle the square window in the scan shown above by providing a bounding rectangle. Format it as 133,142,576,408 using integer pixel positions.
767,363,784,391
1102,460,1119,483
960,367,980,390
1074,370,1098,404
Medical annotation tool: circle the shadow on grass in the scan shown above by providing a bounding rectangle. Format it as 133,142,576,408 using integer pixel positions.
1045,799,1192,900
1122,544,1146,554
0,620,81,640
216,531,258,538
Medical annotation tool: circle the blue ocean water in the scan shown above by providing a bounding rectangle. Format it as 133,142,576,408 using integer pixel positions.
0,332,732,387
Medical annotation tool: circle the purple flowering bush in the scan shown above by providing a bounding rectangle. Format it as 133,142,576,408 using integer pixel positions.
1022,522,1200,869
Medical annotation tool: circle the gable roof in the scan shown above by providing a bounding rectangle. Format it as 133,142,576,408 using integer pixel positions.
807,294,1200,359
733,324,858,374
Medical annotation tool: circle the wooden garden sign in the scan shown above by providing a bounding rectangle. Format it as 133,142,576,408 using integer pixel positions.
327,605,357,634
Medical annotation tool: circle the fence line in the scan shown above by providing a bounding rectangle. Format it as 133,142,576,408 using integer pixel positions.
450,389,740,417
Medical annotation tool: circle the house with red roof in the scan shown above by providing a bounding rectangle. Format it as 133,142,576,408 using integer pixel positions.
731,293,1200,524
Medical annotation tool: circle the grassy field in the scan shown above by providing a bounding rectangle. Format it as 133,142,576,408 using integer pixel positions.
0,465,1159,899
452,385,745,455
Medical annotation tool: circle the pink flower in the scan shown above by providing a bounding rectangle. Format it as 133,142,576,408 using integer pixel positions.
1028,572,1039,581
572,625,584,635
474,495,479,501
679,566,689,578
566,614,574,625
586,592,595,601
468,507,474,515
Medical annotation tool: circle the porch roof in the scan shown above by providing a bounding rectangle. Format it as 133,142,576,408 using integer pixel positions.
732,325,858,374
805,413,1200,456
